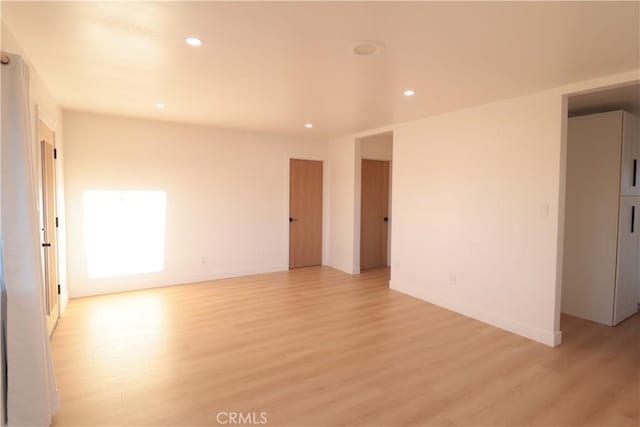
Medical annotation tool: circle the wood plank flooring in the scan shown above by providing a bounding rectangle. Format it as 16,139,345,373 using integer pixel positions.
51,267,639,426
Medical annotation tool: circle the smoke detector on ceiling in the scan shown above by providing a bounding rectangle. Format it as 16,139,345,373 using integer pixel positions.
353,41,385,56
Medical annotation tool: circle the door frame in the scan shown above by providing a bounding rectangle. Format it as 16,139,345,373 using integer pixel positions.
36,106,61,336
555,76,640,345
283,154,328,269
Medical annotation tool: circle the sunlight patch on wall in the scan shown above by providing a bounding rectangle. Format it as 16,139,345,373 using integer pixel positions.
84,190,166,278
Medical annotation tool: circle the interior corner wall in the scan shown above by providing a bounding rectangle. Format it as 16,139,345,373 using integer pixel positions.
62,111,327,297
327,136,357,274
353,139,362,274
1,22,69,316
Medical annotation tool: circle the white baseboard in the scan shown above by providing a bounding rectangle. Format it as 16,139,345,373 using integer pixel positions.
69,264,289,298
327,261,356,275
389,280,560,347
552,330,563,346
59,293,69,317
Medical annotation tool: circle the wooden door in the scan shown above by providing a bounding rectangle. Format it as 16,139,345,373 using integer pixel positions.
360,159,390,270
39,119,59,335
289,159,323,268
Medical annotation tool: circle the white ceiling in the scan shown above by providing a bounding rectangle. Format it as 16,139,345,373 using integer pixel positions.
3,1,639,138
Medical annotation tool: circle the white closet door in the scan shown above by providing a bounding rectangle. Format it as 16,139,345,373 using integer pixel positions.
621,112,639,197
613,196,640,325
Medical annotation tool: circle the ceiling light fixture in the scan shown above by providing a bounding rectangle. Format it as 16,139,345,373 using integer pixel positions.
155,102,165,109
403,89,416,97
305,123,313,129
185,37,202,47
353,41,385,56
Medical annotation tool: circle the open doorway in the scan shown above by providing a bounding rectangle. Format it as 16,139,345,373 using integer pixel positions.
357,132,393,272
561,83,640,332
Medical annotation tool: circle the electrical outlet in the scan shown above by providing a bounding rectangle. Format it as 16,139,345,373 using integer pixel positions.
201,256,207,265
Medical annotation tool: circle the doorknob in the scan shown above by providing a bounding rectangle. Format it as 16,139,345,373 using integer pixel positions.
289,217,298,222
42,243,51,247
383,217,389,222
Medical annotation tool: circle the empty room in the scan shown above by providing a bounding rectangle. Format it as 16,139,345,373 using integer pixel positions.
1,1,639,426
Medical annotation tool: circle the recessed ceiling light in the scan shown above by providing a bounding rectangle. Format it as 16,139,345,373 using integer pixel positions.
403,89,416,97
155,102,165,109
185,37,202,47
353,41,385,56
305,123,313,129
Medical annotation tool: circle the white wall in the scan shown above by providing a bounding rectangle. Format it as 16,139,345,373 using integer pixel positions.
327,136,357,274
2,23,68,314
63,111,327,297
360,132,393,160
390,89,565,346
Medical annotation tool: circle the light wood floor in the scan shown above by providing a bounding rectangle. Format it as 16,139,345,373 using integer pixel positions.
52,267,639,426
